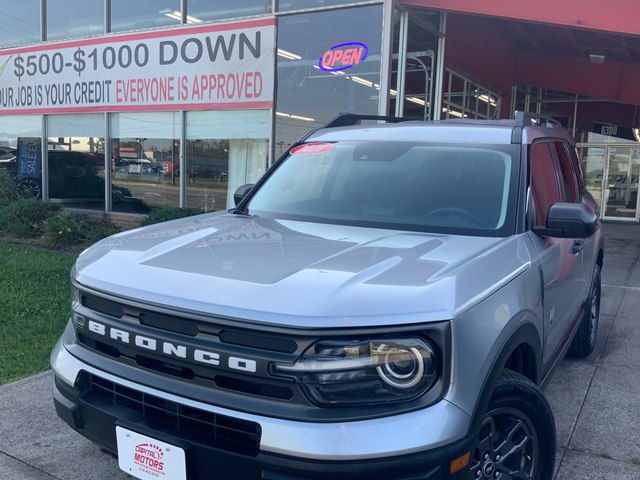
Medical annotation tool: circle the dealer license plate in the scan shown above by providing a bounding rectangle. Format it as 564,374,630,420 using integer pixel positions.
116,426,187,480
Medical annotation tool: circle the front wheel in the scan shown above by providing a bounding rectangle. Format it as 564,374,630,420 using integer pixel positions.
568,264,601,358
470,369,556,480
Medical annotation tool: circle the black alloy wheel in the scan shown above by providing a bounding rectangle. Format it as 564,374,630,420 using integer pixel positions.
470,370,556,480
16,178,41,199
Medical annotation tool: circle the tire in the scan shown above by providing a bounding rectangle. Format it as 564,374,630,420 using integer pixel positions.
16,177,41,199
470,369,556,480
568,263,601,358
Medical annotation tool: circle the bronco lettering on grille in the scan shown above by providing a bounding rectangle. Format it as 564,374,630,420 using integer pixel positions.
87,320,250,373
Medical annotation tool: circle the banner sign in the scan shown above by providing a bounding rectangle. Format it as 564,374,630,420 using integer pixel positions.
0,18,275,115
16,137,41,181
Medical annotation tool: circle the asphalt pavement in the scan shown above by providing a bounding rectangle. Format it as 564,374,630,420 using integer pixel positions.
1,221,639,479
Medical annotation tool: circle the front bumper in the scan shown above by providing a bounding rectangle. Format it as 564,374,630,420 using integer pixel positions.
52,336,474,479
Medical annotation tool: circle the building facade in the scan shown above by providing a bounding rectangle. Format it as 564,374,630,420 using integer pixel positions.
1,0,639,222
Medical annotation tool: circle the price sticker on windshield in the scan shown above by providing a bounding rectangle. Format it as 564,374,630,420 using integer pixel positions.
290,143,335,155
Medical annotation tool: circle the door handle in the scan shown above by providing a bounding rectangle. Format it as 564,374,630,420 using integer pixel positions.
571,239,584,255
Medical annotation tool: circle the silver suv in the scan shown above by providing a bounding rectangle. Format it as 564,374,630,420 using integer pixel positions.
52,113,603,480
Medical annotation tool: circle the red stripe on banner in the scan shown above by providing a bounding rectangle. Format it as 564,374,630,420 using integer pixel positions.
0,101,273,115
0,18,276,56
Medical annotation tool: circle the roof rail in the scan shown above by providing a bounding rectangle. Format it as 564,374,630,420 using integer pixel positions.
323,113,410,129
515,112,562,128
297,113,410,143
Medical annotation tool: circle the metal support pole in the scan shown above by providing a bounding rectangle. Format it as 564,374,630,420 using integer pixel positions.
572,93,578,137
41,0,46,41
510,84,517,119
395,11,408,117
104,0,111,33
41,115,48,201
104,112,112,212
432,12,446,120
180,111,186,207
378,0,395,116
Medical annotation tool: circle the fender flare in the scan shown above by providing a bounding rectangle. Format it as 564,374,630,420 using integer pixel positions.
467,318,542,434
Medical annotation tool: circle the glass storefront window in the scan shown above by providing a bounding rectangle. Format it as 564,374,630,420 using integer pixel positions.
0,2,41,47
47,0,103,40
47,114,105,210
111,0,181,33
276,5,384,151
278,0,371,13
186,110,269,212
187,0,270,23
110,112,180,214
0,115,43,199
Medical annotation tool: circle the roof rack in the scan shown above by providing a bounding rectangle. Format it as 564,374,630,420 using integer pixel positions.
322,113,410,129
515,112,562,128
297,113,410,143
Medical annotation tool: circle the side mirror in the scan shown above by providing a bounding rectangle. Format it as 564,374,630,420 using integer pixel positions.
533,202,597,238
233,184,254,206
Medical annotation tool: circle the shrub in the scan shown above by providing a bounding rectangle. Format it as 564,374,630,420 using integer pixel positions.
0,199,62,238
139,206,202,227
40,212,119,248
0,169,18,201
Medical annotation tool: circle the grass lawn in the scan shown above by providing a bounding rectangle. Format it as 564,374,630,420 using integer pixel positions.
0,242,76,385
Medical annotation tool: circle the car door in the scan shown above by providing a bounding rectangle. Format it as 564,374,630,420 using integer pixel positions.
567,142,597,293
526,140,584,367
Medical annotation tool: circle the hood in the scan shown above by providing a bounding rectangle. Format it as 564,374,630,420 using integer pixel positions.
74,213,530,328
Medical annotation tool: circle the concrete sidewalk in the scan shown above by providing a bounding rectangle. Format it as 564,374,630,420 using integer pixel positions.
1,222,639,479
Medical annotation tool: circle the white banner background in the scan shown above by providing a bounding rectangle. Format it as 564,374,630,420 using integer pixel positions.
0,18,275,114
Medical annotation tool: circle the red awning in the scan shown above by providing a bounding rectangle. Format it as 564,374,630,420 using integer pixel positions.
399,0,640,37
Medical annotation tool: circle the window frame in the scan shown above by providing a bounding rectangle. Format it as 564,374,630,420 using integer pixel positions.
550,140,579,203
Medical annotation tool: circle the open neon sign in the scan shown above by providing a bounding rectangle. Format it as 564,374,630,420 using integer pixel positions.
319,42,369,72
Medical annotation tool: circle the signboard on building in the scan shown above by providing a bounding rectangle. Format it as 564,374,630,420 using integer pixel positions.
0,18,275,114
592,122,636,142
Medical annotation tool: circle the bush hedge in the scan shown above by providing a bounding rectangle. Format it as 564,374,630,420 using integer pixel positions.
0,199,62,238
40,212,120,248
0,169,18,201
138,206,203,227
0,198,205,250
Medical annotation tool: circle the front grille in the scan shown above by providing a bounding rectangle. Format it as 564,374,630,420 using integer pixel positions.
81,293,300,354
139,312,199,336
82,294,124,318
219,330,298,354
78,372,261,457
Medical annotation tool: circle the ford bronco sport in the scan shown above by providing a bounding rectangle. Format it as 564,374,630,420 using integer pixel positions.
52,112,603,480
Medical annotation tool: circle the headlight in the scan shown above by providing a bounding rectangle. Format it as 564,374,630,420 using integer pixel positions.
70,286,85,328
70,285,80,310
272,337,438,406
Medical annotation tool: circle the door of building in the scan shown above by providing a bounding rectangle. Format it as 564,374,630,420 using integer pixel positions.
577,144,640,221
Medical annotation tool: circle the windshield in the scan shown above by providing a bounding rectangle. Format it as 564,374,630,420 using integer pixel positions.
247,141,520,236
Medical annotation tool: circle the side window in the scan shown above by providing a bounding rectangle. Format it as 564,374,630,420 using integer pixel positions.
530,142,561,227
551,141,578,202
